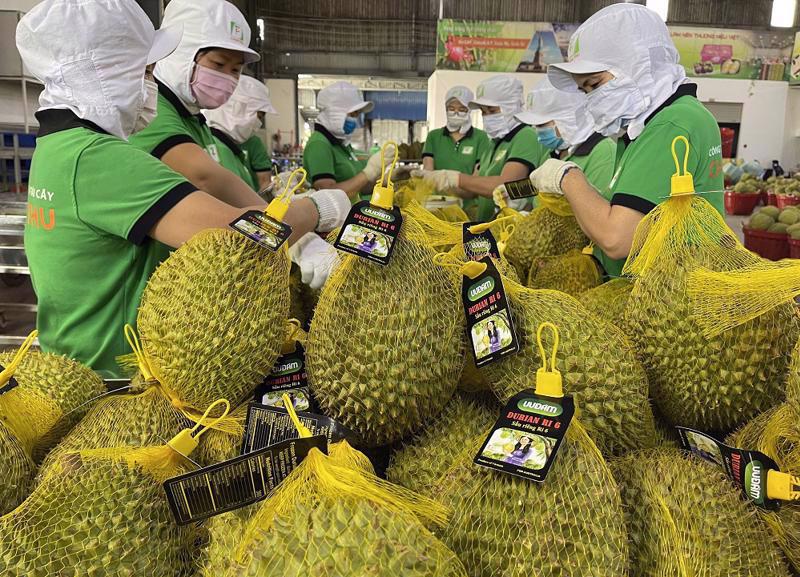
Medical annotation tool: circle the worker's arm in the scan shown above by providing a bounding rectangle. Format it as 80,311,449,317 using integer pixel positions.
161,142,264,208
561,169,644,259
256,171,271,190
457,161,530,198
422,157,435,171
313,173,371,198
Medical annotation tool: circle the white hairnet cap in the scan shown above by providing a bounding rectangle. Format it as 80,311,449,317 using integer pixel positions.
445,85,474,108
204,75,277,142
16,0,181,140
469,75,524,111
516,77,595,147
317,81,374,114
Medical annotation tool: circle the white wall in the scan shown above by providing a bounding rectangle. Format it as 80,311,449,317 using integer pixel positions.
264,78,297,152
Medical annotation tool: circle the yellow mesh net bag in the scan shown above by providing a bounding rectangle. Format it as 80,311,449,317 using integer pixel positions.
0,399,232,577
526,247,603,296
611,447,791,577
728,403,800,572
623,136,800,432
435,420,628,577
203,402,467,577
578,278,634,329
195,401,247,466
307,200,465,447
502,193,589,281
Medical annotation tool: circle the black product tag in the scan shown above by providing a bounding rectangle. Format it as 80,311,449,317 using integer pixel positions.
504,178,538,200
253,344,310,411
242,403,354,454
462,257,519,367
0,364,18,395
163,434,325,525
229,210,292,251
677,427,781,510
333,201,403,266
463,223,500,261
474,388,574,482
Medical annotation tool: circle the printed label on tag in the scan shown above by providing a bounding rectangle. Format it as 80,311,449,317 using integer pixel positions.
504,178,538,200
333,201,403,266
242,403,354,454
474,388,573,482
163,435,325,525
463,223,500,262
253,344,310,411
0,364,18,395
229,210,292,251
677,427,781,509
462,257,519,367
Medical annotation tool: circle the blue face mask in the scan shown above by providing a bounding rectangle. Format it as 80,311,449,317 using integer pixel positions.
343,117,358,135
536,126,565,151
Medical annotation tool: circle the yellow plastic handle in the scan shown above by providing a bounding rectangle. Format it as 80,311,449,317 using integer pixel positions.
266,167,307,221
0,329,37,388
370,141,399,210
124,324,155,383
467,214,517,235
282,393,312,438
766,469,800,502
535,322,563,398
167,398,232,457
670,135,695,197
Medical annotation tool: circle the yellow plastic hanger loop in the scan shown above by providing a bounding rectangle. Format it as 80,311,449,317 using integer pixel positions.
535,322,563,398
370,141,399,210
123,324,155,383
767,470,800,502
433,252,487,278
0,329,37,388
282,393,312,438
670,135,695,197
266,167,307,221
167,398,231,457
467,214,517,235
581,244,595,256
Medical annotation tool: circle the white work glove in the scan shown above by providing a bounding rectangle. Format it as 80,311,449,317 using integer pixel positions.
293,188,350,233
363,144,397,181
529,158,580,196
492,184,530,211
288,233,337,290
409,169,461,193
267,171,305,196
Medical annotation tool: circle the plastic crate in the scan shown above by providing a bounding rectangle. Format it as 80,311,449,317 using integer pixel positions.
743,226,789,260
776,194,800,210
724,191,760,215
790,238,800,259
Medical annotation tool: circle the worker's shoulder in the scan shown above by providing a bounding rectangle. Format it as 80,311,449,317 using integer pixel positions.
649,95,717,135
426,127,445,140
304,131,330,148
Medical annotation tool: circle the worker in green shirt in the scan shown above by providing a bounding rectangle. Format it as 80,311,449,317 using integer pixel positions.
524,3,724,278
241,131,273,190
413,75,548,222
421,85,491,176
17,0,346,377
303,81,398,199
516,77,616,193
204,75,277,191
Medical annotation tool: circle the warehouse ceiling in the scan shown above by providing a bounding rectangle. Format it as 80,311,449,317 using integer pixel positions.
247,0,798,78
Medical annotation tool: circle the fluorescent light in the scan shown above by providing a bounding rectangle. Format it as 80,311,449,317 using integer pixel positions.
771,0,796,27
646,0,669,21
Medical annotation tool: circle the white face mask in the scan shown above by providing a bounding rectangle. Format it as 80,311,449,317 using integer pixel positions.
585,75,648,137
483,112,512,139
133,79,159,134
446,110,469,132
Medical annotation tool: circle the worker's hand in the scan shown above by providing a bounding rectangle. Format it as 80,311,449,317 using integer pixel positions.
388,164,413,183
293,189,351,233
288,233,338,290
265,170,306,198
363,144,397,182
492,184,530,211
529,159,580,196
409,169,461,193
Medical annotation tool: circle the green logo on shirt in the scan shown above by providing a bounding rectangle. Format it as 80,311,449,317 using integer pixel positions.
207,143,220,162
230,21,244,42
494,150,507,163
462,146,474,155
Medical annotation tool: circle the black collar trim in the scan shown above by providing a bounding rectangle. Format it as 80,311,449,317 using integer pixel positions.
623,83,697,146
35,109,111,138
210,127,244,158
571,132,606,157
156,78,206,125
499,122,526,143
314,123,346,147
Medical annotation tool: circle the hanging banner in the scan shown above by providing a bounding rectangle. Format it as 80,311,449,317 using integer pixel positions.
790,31,800,85
436,19,793,81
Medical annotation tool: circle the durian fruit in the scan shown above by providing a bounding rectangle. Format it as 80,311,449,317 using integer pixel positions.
484,277,657,455
437,421,628,577
503,207,588,281
195,402,247,466
728,403,800,572
0,449,198,577
769,222,790,234
200,506,257,577
307,212,465,447
0,420,34,515
611,448,790,577
387,393,498,496
578,278,633,330
38,385,189,477
527,249,603,296
289,263,320,329
138,228,290,413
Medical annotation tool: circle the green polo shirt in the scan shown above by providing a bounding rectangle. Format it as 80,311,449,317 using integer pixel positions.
240,134,271,185
129,79,221,163
303,124,366,185
211,128,257,191
422,126,492,175
566,133,616,195
467,124,547,222
25,110,196,378
595,84,724,278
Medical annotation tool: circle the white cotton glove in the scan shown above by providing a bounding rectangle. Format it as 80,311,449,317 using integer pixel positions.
268,171,304,196
288,233,338,290
491,184,530,211
409,169,461,193
363,144,397,181
293,188,350,233
529,158,580,196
